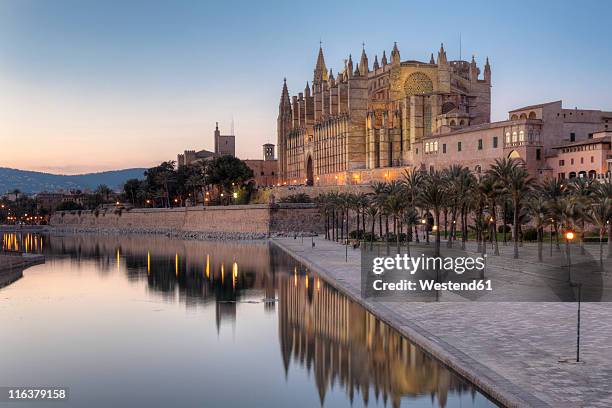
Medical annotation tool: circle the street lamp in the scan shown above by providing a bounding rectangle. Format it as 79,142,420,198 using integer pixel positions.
566,230,575,282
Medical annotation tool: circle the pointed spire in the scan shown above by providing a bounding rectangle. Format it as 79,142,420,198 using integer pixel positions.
429,53,435,64
381,50,388,66
313,45,328,84
347,54,353,78
373,55,379,70
304,81,310,97
391,42,400,65
279,78,291,109
437,43,447,65
359,44,369,74
469,55,478,80
484,57,491,83
328,68,335,84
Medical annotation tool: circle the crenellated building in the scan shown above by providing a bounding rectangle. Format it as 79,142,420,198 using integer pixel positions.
277,43,612,185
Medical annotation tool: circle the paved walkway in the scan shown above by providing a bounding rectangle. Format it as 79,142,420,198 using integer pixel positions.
272,237,612,408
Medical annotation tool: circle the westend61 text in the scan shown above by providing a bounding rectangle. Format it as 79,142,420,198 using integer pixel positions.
372,279,493,292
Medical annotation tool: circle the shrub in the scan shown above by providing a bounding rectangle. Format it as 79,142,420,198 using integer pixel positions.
497,224,511,233
522,227,538,241
279,193,312,203
386,233,408,242
362,232,377,242
349,230,364,239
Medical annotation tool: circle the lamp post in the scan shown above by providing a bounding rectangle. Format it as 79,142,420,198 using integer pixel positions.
550,218,554,257
566,230,575,282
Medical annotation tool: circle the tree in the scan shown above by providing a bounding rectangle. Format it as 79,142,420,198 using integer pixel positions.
527,195,548,261
507,163,533,259
95,184,113,203
588,198,612,264
123,179,142,206
205,156,254,202
418,170,448,257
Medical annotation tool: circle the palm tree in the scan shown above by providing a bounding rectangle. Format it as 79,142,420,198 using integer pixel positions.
558,196,581,280
365,202,379,249
507,163,533,259
418,170,448,257
594,178,612,257
589,197,612,264
487,158,515,244
568,177,594,255
402,208,419,256
385,181,406,253
402,169,424,243
371,182,389,240
443,165,468,248
540,178,568,250
527,195,548,261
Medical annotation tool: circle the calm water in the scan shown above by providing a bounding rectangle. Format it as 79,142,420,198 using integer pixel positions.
0,233,498,408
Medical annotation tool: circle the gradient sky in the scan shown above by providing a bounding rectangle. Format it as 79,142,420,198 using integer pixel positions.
1,0,611,174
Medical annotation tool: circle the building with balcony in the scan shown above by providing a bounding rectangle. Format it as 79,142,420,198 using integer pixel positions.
277,42,612,185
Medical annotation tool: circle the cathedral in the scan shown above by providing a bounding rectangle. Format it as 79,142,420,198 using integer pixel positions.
277,43,492,185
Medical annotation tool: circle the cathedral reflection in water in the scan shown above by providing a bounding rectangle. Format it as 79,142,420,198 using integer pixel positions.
2,233,491,407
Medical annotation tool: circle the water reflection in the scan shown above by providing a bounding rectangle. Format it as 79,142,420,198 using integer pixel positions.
2,232,45,253
1,233,496,407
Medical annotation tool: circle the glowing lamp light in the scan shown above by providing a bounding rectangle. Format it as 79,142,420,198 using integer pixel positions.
220,193,224,197
432,225,438,232
565,231,575,240
421,219,426,224
232,192,238,199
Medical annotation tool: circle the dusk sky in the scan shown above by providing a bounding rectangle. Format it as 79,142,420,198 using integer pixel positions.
1,0,611,174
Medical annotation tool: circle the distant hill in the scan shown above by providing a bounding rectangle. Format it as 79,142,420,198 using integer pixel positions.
0,167,147,194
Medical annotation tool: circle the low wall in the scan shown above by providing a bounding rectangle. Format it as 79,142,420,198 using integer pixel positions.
49,204,324,238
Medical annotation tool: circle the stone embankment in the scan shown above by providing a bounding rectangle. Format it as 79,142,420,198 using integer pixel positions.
49,204,324,239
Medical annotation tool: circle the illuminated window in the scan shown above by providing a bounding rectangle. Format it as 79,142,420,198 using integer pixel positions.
505,132,511,144
512,132,518,143
519,131,525,142
433,141,438,152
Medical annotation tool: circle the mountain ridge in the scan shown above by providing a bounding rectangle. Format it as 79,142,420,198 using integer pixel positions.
0,167,146,194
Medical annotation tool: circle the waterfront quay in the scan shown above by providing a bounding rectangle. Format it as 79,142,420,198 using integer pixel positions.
272,237,612,408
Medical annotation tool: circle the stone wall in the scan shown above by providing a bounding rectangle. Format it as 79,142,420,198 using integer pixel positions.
49,204,324,238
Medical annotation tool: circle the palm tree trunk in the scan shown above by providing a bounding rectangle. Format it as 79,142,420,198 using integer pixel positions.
600,228,604,264
396,216,400,253
608,222,612,259
370,216,375,250
538,227,543,262
434,211,441,257
513,200,519,259
580,219,586,255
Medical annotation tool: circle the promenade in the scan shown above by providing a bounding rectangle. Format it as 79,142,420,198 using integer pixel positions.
272,237,612,408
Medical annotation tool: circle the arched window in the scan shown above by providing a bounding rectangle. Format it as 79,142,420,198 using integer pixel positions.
505,132,511,144
450,120,456,126
475,165,482,173
569,172,577,179
508,150,521,159
459,120,465,126
519,131,525,142
589,170,597,179
425,142,430,153
511,114,518,120
512,132,518,143
433,141,438,152
528,111,537,119
519,113,527,119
